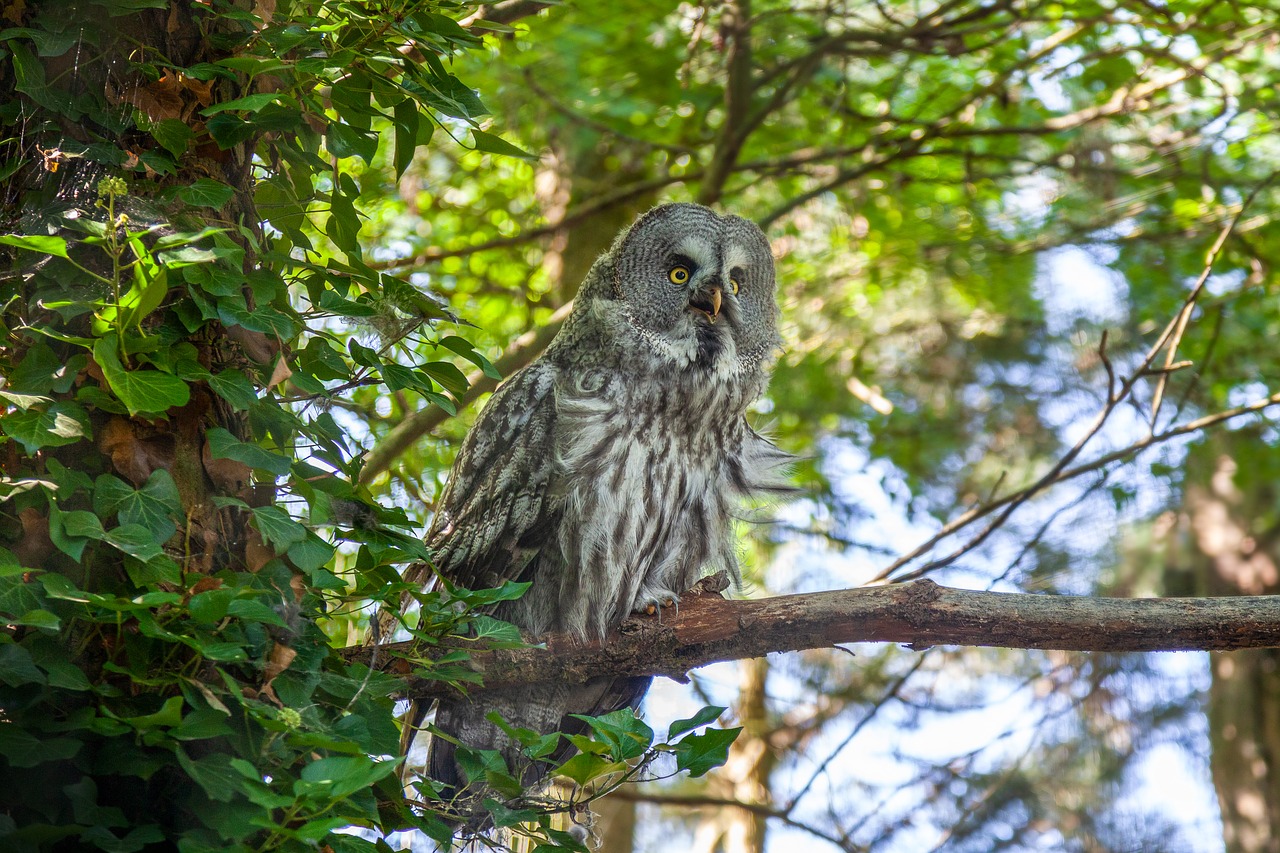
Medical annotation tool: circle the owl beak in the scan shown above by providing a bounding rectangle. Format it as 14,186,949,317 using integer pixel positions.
690,286,723,324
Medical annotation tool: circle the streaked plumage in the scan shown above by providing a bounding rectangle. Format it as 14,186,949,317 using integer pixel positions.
407,202,790,818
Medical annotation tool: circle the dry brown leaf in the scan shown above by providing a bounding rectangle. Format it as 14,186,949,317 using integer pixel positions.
125,69,185,123
264,642,296,682
189,576,223,596
202,438,251,494
289,572,306,602
99,417,168,485
266,353,292,389
2,0,26,25
181,76,213,107
259,641,296,706
244,527,274,573
15,507,53,567
224,325,277,366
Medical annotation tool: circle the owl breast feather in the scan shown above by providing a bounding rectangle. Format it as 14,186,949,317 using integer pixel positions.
497,366,790,642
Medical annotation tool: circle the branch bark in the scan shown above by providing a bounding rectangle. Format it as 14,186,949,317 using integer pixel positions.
347,579,1280,701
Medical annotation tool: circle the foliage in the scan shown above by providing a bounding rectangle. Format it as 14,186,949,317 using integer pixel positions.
0,2,738,851
331,1,1280,850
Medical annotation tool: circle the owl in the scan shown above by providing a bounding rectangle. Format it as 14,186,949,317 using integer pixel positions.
405,202,791,822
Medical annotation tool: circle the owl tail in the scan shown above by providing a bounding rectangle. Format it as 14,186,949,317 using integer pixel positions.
419,674,652,828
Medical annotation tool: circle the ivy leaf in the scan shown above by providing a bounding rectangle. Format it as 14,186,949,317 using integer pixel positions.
206,427,291,476
296,755,399,800
251,506,307,552
569,708,654,761
208,369,258,411
48,507,105,561
0,644,46,687
103,523,165,563
327,123,379,165
668,705,726,740
673,726,742,777
471,128,534,160
551,751,625,788
0,233,69,258
176,178,235,209
201,92,281,115
0,723,81,767
1,401,91,453
152,118,194,158
286,532,335,573
440,335,501,379
93,336,190,416
94,470,182,542
420,361,470,396
176,749,247,802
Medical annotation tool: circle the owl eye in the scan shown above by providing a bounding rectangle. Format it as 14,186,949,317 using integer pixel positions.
729,267,744,294
729,277,741,295
669,265,690,285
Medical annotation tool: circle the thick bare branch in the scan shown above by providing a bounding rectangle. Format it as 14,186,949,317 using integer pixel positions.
345,580,1280,700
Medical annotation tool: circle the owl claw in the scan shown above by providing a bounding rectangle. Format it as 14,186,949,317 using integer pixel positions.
635,594,680,622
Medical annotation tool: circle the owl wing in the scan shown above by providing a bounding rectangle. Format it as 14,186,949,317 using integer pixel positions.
424,360,562,592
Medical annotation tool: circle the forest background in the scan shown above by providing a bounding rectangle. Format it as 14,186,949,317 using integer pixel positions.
2,1,1280,852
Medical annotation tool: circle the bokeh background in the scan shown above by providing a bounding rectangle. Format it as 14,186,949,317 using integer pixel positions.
332,3,1280,850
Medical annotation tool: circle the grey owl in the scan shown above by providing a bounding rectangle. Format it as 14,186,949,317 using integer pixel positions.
405,202,791,820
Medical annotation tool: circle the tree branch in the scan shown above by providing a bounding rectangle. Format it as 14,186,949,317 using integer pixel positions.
345,579,1280,700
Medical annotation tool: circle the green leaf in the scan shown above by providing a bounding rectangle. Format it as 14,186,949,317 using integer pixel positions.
440,335,501,379
93,336,190,416
94,470,182,542
48,507,105,561
471,128,535,160
0,233,69,257
121,695,184,729
206,427,291,476
0,723,81,767
286,533,336,573
674,726,741,777
152,118,194,158
201,92,281,115
0,575,50,624
668,705,726,740
0,390,52,409
468,615,524,647
570,708,654,760
420,361,470,396
1,401,91,453
296,755,399,800
327,123,379,165
251,505,307,552
392,97,420,179
552,751,625,787
209,369,259,411
103,523,165,562
8,40,69,115
177,749,247,802
176,178,235,209
0,643,46,687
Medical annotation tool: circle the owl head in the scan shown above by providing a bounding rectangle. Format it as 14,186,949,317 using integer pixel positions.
579,203,780,378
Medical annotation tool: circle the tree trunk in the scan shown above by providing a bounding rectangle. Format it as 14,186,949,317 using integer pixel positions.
694,657,775,853
1183,441,1280,852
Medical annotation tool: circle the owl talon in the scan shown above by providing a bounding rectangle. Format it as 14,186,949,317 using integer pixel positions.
645,603,657,616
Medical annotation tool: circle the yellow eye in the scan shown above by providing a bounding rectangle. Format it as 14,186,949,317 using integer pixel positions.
669,266,690,285
729,277,741,295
